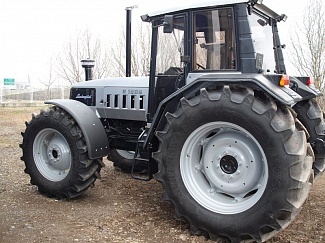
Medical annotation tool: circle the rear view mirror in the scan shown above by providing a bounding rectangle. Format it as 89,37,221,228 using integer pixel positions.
163,15,173,33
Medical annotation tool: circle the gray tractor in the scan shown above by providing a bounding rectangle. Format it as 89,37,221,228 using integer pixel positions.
21,0,325,242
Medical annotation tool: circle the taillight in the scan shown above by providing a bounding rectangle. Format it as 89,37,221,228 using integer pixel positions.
307,77,314,86
279,75,290,87
294,76,315,86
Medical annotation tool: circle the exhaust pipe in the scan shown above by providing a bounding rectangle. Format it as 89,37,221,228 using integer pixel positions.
81,59,95,81
125,5,137,77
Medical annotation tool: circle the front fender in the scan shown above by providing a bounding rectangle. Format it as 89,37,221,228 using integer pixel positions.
45,99,109,159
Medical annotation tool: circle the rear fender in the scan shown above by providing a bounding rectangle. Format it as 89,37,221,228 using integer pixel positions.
45,99,109,159
144,73,302,149
289,76,322,100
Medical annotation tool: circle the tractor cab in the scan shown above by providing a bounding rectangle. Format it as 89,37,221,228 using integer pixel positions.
142,0,288,119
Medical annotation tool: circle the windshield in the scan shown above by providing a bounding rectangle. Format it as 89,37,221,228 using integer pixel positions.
248,13,276,74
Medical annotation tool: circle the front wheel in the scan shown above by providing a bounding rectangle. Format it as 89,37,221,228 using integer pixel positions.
153,86,313,242
20,106,104,199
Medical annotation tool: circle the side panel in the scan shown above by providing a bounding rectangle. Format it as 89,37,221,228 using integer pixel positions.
70,77,149,121
97,86,148,121
237,3,256,73
45,99,109,159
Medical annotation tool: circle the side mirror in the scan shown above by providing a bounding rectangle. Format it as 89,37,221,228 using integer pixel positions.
163,15,173,33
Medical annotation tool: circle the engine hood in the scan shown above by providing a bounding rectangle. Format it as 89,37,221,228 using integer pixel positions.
72,77,149,89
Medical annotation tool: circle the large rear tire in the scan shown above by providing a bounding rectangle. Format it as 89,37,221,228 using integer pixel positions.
294,99,325,180
20,106,104,199
153,86,313,242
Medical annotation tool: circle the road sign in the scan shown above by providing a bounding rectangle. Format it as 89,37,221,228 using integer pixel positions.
4,78,15,86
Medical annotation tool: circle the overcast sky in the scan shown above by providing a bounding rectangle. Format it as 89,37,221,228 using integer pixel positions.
0,0,308,87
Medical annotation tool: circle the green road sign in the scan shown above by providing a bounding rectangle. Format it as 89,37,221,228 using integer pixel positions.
4,78,15,86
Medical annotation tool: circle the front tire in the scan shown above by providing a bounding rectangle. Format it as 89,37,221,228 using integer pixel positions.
153,86,313,242
20,106,104,199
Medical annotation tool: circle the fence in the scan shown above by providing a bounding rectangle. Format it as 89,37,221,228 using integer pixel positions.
0,87,70,106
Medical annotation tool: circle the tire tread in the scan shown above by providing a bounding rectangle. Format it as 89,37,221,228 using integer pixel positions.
20,106,104,199
154,86,312,242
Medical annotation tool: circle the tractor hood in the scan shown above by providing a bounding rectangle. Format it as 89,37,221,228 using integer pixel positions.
70,77,150,121
71,77,149,89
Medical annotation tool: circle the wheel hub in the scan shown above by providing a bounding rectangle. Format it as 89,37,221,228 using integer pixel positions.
47,135,71,171
180,122,268,214
220,155,238,174
201,129,263,195
33,128,72,181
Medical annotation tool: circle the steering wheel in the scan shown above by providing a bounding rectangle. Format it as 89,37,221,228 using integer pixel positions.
196,63,206,69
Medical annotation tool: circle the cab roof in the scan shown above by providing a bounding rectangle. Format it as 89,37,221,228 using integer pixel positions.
143,0,247,19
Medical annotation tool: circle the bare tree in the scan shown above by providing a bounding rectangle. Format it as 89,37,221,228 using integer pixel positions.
40,58,56,99
109,20,185,77
132,23,151,76
290,0,325,92
109,21,151,77
109,29,128,77
57,30,111,84
57,20,183,83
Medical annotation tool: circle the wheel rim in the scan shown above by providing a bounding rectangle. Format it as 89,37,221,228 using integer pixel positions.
116,149,135,160
33,128,72,181
180,122,268,214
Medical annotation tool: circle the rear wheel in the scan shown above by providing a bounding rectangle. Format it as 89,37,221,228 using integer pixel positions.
153,86,313,242
294,99,325,180
20,106,104,199
180,121,268,214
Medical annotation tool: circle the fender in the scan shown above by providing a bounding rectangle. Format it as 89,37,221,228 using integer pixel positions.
144,73,303,149
289,76,322,100
45,99,109,159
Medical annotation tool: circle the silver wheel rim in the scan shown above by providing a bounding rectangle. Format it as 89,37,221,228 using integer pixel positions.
116,149,134,160
180,122,268,214
33,128,72,181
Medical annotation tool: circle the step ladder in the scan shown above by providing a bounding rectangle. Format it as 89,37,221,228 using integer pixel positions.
131,130,152,181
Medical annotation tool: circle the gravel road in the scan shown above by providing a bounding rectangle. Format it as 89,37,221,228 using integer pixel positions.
0,107,324,242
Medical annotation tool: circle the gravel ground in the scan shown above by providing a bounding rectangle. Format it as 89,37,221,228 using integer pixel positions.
0,106,324,243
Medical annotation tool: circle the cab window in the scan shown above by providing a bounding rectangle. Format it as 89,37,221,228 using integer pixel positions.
156,15,185,74
193,8,236,71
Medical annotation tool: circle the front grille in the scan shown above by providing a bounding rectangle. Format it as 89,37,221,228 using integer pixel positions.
70,88,96,106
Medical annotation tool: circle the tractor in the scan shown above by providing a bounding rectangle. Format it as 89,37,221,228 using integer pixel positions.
21,0,325,242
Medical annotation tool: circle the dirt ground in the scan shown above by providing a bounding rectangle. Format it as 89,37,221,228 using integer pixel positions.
0,106,324,243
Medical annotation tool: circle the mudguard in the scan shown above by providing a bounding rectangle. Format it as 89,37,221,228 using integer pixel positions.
289,76,322,99
144,73,303,149
45,99,109,159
